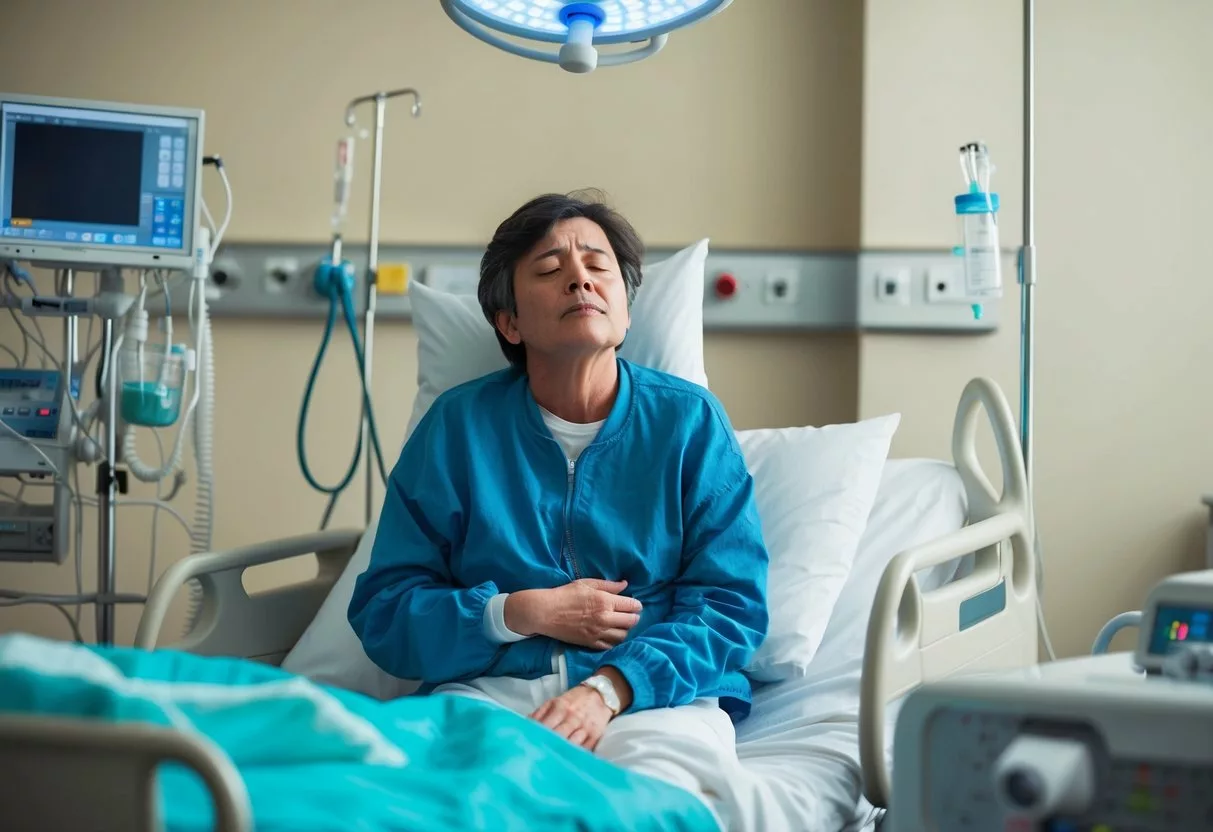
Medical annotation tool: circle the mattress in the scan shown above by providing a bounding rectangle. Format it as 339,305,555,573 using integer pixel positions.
723,458,969,832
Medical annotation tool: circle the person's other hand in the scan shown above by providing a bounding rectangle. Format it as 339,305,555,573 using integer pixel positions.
504,579,642,650
530,684,615,751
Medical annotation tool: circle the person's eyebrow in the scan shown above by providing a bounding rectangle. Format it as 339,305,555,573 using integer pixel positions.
531,242,609,263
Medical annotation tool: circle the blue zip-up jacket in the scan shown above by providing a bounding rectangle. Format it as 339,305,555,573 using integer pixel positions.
348,358,770,721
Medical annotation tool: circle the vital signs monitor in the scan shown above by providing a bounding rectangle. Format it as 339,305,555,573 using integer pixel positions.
0,92,204,271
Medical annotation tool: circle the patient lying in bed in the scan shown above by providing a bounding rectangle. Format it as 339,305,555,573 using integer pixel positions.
347,191,770,821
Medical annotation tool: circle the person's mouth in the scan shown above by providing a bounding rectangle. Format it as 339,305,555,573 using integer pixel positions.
564,302,605,316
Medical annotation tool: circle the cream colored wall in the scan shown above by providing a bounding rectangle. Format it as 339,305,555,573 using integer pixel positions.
859,0,1213,658
0,0,864,642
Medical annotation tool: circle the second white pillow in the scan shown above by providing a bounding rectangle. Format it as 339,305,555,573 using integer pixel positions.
739,414,901,682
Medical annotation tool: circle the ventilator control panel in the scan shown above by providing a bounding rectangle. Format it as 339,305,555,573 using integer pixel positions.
919,706,1213,831
0,369,63,440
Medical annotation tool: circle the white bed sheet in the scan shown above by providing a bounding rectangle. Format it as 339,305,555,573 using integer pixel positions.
724,458,969,832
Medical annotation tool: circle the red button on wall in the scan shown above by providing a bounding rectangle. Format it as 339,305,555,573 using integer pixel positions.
714,273,738,299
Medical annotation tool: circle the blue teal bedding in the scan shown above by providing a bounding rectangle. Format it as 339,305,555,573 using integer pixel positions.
0,633,718,832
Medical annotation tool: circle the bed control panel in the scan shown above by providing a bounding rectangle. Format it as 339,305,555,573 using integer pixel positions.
889,675,1213,832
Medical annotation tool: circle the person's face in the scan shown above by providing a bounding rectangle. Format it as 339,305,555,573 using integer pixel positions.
495,217,631,363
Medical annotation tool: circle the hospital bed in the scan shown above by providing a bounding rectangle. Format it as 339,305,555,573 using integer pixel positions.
0,376,1038,832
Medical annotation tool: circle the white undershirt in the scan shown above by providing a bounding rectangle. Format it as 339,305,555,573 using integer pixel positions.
482,406,605,645
537,405,604,463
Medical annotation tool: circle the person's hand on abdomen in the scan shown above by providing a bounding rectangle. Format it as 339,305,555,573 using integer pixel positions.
504,579,642,650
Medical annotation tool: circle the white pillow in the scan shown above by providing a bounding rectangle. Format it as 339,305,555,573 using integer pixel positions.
282,239,713,698
734,459,968,747
404,238,711,438
804,458,970,676
739,413,901,683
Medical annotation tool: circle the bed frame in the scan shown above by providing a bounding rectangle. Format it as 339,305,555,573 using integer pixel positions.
0,377,1037,832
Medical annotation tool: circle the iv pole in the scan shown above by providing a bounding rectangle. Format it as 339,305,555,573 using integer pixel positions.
343,88,422,526
1020,0,1037,496
1020,0,1056,661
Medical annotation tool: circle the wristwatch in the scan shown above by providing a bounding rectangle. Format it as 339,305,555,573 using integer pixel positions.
579,674,622,716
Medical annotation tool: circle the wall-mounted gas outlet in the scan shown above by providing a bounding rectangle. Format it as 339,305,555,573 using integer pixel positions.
264,257,300,294
875,269,911,305
925,263,966,303
763,269,798,305
208,257,243,290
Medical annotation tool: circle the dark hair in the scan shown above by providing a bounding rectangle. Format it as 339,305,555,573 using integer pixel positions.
477,189,645,369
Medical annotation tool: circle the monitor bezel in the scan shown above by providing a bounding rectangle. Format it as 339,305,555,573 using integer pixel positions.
0,91,206,273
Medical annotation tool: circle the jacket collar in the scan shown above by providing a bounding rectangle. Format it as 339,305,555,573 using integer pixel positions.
518,356,634,450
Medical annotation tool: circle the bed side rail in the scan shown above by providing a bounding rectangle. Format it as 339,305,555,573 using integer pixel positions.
0,714,251,832
134,528,363,664
860,377,1038,809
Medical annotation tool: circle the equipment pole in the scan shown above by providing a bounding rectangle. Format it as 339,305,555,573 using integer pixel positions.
343,87,420,526
1020,0,1037,495
97,315,118,645
361,94,386,527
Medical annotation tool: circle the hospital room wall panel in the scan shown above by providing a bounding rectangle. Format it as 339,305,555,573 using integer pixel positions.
0,0,866,643
858,0,1213,659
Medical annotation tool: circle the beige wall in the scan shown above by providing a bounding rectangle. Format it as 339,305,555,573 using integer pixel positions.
0,0,863,643
859,0,1213,658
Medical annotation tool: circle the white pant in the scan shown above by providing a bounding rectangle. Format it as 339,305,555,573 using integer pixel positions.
432,657,741,828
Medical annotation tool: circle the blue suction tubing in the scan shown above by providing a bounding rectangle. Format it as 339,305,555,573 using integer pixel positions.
297,265,389,497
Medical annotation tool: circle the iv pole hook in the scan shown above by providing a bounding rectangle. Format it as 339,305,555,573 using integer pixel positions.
345,88,422,128
342,86,422,528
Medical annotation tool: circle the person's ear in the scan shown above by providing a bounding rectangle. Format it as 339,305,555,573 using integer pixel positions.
496,310,522,346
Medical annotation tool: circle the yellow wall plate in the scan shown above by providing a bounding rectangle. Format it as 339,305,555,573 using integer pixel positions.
377,263,410,295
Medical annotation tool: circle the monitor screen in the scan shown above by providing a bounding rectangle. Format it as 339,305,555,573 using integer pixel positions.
0,93,203,270
1147,603,1213,655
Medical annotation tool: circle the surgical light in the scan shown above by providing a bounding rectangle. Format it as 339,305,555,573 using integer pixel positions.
440,0,732,73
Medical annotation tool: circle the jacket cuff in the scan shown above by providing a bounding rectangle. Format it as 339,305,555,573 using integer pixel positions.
482,593,529,645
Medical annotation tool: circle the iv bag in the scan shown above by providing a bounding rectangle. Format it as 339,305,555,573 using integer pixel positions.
956,191,1002,299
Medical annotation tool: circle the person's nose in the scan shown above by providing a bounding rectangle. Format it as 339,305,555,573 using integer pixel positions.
565,263,594,294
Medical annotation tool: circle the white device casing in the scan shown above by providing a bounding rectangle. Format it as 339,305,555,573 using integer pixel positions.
1134,569,1213,675
889,673,1213,832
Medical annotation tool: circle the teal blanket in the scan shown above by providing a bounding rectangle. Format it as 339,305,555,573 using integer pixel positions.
0,633,718,832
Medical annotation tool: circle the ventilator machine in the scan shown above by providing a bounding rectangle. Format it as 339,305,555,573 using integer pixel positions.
0,91,230,645
890,569,1213,831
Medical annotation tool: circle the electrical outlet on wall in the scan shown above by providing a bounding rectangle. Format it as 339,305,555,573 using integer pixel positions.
763,269,798,304
263,257,300,294
208,257,242,291
875,269,911,305
925,263,965,303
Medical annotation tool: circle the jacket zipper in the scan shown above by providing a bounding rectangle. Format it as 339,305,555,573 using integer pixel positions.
563,457,583,580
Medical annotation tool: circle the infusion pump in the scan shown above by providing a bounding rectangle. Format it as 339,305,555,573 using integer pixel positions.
0,368,72,563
